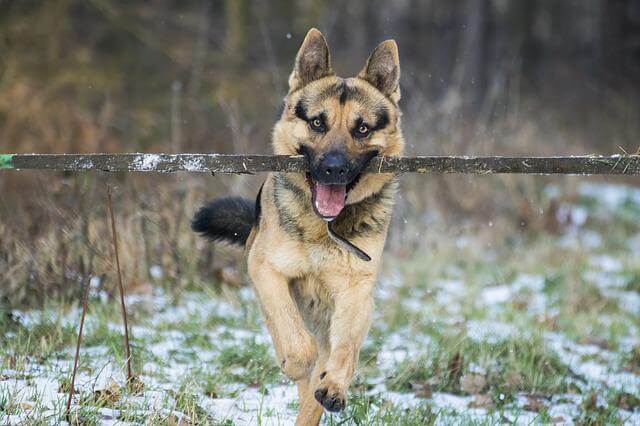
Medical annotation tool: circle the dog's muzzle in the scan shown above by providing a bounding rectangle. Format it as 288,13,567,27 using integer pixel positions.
298,146,378,261
300,147,378,221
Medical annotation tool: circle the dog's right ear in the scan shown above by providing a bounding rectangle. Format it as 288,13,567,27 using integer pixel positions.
288,28,333,93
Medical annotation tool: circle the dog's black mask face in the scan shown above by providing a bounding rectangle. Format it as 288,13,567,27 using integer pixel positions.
298,145,378,220
278,29,402,221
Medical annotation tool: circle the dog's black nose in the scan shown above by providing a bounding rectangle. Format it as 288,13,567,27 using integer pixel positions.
320,151,349,180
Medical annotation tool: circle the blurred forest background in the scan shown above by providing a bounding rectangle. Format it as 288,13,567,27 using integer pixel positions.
1,0,640,305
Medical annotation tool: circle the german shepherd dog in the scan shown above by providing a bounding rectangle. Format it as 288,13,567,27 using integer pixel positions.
192,28,404,425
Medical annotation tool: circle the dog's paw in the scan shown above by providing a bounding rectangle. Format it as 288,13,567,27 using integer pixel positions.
279,334,317,380
314,375,346,412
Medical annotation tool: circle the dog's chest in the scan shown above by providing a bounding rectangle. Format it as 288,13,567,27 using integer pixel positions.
271,174,393,244
290,275,333,342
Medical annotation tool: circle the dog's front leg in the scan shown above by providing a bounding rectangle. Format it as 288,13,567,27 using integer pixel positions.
313,277,375,412
248,259,317,381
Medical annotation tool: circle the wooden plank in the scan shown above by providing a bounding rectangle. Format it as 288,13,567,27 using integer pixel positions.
1,153,639,175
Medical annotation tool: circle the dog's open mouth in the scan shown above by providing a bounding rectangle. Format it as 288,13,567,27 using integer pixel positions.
307,174,360,220
306,173,371,261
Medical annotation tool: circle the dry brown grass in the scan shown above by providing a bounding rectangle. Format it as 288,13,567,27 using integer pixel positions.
0,172,253,305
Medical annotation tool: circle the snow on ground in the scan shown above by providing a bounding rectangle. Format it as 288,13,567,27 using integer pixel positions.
1,182,640,424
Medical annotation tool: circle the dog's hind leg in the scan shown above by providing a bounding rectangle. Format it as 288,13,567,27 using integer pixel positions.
313,277,375,413
295,377,324,426
295,345,329,426
296,379,309,402
247,259,317,381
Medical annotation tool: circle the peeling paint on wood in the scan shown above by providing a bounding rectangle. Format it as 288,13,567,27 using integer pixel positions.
0,154,14,169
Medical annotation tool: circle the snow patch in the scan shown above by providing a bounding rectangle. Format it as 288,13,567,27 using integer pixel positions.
132,154,161,171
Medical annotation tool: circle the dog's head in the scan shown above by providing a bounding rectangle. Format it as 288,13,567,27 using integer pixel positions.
273,28,404,221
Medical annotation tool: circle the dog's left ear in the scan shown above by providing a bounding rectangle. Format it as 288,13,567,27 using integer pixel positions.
358,40,401,102
288,28,333,93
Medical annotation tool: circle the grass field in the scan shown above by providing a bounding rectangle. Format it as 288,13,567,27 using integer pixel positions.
1,181,639,425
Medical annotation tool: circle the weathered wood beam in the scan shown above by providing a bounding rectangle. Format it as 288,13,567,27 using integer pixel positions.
1,153,639,175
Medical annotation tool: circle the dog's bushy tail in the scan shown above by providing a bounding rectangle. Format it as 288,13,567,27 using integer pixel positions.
191,197,254,246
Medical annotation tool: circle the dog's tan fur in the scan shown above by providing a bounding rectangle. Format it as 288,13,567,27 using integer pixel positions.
246,29,404,425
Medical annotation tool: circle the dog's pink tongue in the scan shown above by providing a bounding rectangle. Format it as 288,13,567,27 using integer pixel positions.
314,182,346,218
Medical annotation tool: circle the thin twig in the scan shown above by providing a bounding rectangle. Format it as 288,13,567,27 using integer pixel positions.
65,274,92,422
107,185,133,383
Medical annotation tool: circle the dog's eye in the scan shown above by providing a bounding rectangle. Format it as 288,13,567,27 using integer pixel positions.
309,118,325,133
354,124,370,138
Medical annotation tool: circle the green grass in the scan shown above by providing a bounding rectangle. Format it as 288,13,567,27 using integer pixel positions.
386,331,571,397
0,307,77,361
171,384,216,424
328,393,438,425
216,338,282,388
